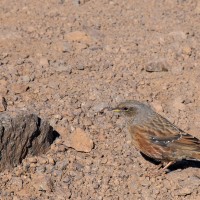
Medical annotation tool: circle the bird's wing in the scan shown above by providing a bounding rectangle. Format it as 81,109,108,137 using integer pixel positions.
150,132,199,148
148,113,184,137
143,114,200,151
170,133,200,151
150,134,182,147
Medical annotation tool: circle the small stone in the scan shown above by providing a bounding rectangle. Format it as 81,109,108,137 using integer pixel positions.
54,186,71,199
21,75,31,83
27,157,37,163
32,174,54,192
151,101,163,113
55,65,72,73
36,166,46,173
76,64,85,70
54,114,62,119
182,46,192,56
11,83,29,94
169,31,187,41
37,156,48,164
55,125,69,143
56,161,68,170
101,157,108,164
171,65,184,75
54,138,64,145
0,80,8,95
0,96,7,112
68,128,94,152
62,176,72,184
13,196,20,200
48,157,55,165
189,176,200,186
64,31,92,43
57,144,67,152
92,102,109,113
195,1,200,14
62,41,73,53
26,26,35,33
182,98,192,105
54,41,73,53
45,164,55,173
39,57,49,67
30,163,36,168
14,167,23,177
22,161,30,171
74,43,88,51
10,177,23,191
82,116,93,126
177,187,192,196
52,170,63,178
146,59,169,72
72,0,90,5
48,82,59,89
16,58,25,65
172,97,185,111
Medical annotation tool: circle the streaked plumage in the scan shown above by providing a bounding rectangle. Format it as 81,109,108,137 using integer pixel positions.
112,100,200,170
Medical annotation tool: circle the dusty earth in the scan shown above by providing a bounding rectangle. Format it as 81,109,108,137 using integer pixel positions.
1,0,200,199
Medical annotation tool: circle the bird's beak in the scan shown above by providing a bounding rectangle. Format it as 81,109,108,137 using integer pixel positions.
111,108,121,112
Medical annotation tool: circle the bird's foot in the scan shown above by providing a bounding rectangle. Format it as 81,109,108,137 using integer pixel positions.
144,162,174,177
143,165,164,178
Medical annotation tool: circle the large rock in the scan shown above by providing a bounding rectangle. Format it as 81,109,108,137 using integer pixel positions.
0,113,57,172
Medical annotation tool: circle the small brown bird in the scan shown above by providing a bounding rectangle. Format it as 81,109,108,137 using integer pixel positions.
112,100,200,170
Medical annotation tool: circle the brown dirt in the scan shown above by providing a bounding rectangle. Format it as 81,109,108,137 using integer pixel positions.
1,0,200,199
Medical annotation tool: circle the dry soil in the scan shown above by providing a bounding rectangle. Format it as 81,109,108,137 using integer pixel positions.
0,0,200,199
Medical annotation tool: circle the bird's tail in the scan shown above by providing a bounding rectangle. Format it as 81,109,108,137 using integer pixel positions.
174,133,200,160
191,152,200,160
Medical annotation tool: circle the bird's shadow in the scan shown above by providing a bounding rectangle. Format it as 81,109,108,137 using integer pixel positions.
140,152,200,171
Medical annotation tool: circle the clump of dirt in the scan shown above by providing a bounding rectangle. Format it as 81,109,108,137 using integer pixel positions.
0,0,200,199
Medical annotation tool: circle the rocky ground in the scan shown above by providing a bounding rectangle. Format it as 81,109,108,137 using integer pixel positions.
1,0,200,199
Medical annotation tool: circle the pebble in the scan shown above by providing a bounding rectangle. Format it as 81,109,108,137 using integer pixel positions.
11,83,29,94
68,128,94,152
55,161,68,170
92,102,109,113
151,101,163,113
64,31,92,43
182,46,192,56
176,187,193,196
145,59,169,72
32,174,53,192
48,157,56,165
27,157,37,164
36,166,46,173
39,57,49,67
10,177,23,190
172,97,186,111
55,64,72,73
0,96,7,111
37,156,48,164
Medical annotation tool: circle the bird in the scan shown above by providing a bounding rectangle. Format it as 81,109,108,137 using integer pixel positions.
111,100,200,171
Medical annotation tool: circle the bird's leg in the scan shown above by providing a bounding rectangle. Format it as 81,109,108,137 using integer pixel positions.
145,161,175,177
162,161,174,171
156,163,163,170
144,163,164,177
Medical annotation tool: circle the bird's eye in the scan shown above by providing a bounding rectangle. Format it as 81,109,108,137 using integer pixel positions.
122,107,129,111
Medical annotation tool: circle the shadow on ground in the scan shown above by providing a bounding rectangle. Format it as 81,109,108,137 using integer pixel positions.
141,152,200,172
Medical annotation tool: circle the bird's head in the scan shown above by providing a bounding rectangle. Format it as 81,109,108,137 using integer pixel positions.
112,100,151,118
